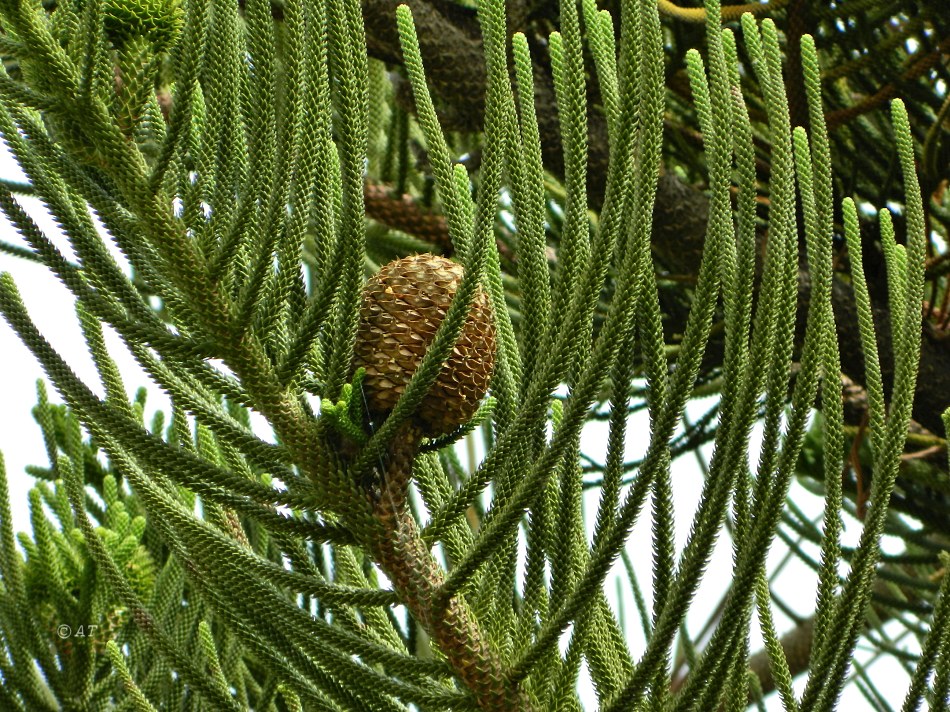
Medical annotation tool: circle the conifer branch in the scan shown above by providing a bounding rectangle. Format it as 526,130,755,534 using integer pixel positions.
0,0,943,708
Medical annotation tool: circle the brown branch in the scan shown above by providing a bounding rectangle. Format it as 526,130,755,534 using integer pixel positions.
368,422,534,711
364,180,452,252
825,33,950,130
657,0,788,22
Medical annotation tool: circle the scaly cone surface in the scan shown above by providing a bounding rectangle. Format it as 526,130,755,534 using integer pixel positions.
351,253,496,437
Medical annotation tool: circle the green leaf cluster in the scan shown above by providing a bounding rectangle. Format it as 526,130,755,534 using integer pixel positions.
0,0,944,709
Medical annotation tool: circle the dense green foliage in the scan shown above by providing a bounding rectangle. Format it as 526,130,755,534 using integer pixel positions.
0,0,946,709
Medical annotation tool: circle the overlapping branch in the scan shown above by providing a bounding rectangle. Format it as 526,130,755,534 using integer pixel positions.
357,0,950,439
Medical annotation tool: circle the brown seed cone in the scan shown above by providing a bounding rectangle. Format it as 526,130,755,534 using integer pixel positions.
351,253,496,437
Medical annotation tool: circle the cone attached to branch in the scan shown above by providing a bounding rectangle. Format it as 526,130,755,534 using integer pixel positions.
351,253,496,437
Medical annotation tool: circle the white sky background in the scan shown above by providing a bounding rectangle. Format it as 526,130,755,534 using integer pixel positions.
0,146,921,708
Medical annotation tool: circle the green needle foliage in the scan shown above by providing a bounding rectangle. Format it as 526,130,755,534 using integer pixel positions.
0,0,946,709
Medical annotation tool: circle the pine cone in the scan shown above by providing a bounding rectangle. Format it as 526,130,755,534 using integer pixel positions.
351,254,496,437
